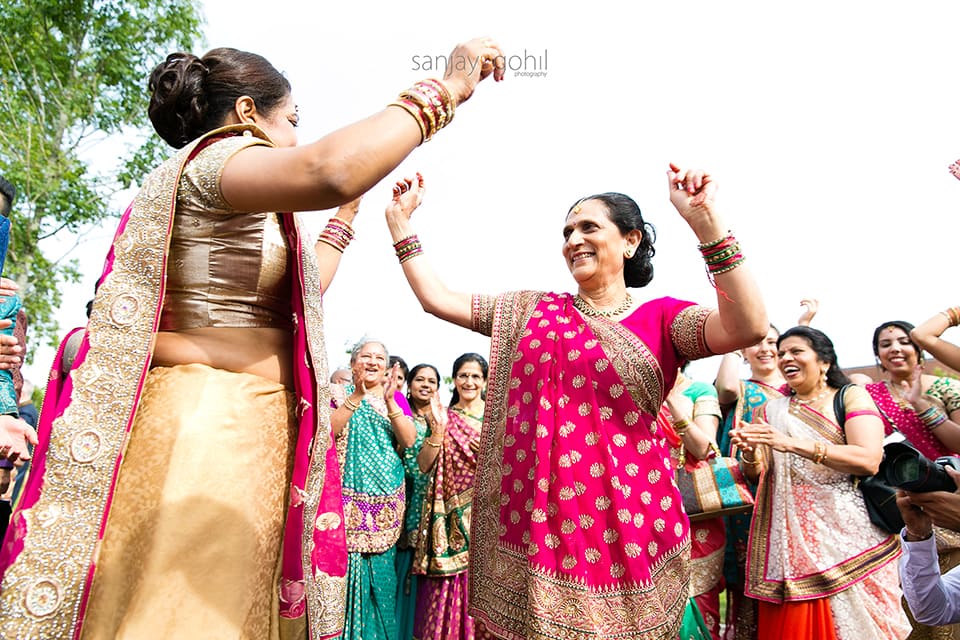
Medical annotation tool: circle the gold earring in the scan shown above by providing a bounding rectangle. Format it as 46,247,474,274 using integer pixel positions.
624,248,635,259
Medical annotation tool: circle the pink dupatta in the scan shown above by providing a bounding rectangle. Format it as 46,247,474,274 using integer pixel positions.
865,381,953,459
0,125,346,639
469,291,713,640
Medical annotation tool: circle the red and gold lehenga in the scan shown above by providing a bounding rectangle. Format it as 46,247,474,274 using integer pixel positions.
468,291,714,640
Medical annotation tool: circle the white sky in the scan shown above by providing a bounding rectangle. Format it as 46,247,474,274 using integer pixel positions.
25,1,960,391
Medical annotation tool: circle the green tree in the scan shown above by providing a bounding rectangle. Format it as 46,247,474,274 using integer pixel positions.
0,0,204,348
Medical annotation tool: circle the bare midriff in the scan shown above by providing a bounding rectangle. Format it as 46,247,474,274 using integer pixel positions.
153,327,294,388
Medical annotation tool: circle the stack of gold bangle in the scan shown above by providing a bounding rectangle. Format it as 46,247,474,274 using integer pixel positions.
343,397,360,412
389,79,456,144
942,306,960,327
387,409,404,420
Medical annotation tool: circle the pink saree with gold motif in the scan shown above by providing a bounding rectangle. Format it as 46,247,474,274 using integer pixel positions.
468,291,714,640
0,125,347,639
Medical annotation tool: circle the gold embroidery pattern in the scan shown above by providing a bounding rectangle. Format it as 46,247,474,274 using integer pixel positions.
0,134,200,637
669,305,714,361
472,293,497,336
471,291,543,622
342,488,405,553
580,315,664,416
291,213,344,637
470,292,691,639
688,546,724,597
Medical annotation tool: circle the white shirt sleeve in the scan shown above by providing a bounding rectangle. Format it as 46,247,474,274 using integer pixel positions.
900,528,960,625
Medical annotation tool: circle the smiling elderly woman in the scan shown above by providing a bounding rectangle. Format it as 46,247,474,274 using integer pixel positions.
330,338,416,640
380,166,768,640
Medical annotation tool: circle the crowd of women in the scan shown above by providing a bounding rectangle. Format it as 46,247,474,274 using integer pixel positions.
0,32,958,640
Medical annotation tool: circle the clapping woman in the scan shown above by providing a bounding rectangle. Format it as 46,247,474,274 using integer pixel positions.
331,339,417,640
413,353,492,639
731,327,909,640
397,363,442,640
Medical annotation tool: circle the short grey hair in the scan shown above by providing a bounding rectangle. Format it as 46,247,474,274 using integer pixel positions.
348,337,389,365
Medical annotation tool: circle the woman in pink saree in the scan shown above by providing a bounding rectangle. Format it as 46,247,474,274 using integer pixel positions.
381,168,769,639
0,40,504,639
865,320,960,639
413,352,493,640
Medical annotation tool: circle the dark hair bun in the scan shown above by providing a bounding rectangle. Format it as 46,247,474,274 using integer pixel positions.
148,53,210,148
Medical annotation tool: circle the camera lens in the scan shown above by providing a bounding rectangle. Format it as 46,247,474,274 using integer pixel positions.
890,455,922,485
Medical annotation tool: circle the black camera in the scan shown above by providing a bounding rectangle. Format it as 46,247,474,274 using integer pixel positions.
882,441,960,493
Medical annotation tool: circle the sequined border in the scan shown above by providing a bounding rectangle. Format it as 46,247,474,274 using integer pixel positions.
472,294,497,336
669,305,714,361
291,213,346,637
0,131,214,638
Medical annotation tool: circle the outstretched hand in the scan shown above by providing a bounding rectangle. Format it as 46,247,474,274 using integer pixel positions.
0,415,37,462
667,163,718,224
442,37,506,105
385,173,426,224
798,298,819,326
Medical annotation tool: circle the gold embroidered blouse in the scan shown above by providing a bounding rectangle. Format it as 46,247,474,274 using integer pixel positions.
158,134,293,331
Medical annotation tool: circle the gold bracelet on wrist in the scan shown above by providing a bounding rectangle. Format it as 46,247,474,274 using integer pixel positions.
387,409,404,420
672,417,691,436
424,438,442,448
812,442,827,465
343,397,360,412
740,454,761,467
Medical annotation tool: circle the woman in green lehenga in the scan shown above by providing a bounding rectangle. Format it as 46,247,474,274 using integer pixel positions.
331,339,418,640
397,363,441,639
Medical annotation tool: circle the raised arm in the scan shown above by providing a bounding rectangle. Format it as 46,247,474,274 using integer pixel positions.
667,165,768,354
221,39,506,213
314,198,361,293
384,175,473,330
715,352,744,405
912,307,960,373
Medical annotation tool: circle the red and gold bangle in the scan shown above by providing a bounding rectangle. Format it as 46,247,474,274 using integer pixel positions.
317,216,355,253
942,306,960,327
389,79,456,144
393,234,424,264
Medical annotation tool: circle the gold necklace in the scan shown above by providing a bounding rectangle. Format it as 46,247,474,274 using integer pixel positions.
573,292,633,318
790,388,829,406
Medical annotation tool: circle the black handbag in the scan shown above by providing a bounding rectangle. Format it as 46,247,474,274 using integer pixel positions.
835,385,905,535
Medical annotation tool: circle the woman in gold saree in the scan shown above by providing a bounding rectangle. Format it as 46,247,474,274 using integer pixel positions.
381,168,769,639
0,39,505,639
